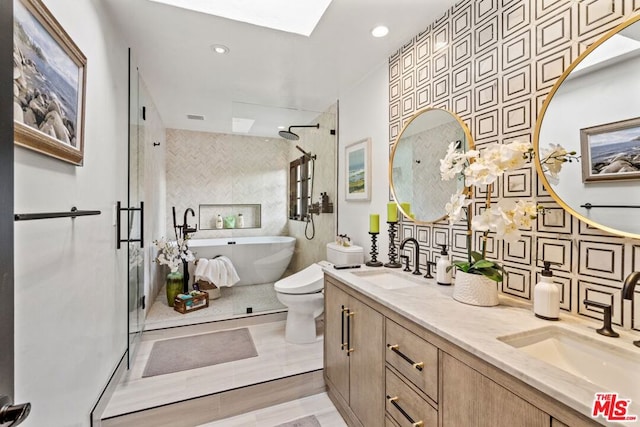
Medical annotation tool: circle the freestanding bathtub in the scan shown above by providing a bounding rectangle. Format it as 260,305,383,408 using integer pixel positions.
187,236,296,286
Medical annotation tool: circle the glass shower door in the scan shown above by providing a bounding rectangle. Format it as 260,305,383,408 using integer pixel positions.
127,51,145,366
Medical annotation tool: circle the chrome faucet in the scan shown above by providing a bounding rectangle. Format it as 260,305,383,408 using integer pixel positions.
622,271,640,348
399,238,421,275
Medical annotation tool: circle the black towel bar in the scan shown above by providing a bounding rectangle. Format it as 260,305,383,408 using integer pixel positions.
14,207,101,221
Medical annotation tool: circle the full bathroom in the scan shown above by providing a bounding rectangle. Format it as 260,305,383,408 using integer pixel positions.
5,1,640,427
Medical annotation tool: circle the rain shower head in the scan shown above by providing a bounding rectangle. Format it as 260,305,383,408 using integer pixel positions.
278,123,320,141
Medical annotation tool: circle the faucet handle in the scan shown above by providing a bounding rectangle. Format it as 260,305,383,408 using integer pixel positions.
583,299,619,338
424,261,436,279
400,255,411,272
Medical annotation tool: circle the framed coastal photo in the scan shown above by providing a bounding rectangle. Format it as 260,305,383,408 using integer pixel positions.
345,138,371,201
13,0,87,166
580,117,640,182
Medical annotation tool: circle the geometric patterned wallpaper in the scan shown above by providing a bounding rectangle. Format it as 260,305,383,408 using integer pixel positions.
389,0,640,329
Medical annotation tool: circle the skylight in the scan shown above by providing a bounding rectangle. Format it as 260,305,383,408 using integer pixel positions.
147,0,332,36
232,117,255,133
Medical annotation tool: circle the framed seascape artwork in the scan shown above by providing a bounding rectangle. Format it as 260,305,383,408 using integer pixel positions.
580,117,640,182
345,138,371,201
13,0,87,165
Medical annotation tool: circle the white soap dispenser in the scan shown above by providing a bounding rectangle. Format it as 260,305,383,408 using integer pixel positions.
215,214,223,229
436,244,452,286
237,213,244,228
534,261,560,321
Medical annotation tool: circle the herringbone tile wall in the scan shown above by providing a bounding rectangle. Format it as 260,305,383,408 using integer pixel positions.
165,129,290,240
389,0,640,329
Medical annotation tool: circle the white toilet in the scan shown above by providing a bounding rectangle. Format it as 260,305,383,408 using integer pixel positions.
275,242,364,344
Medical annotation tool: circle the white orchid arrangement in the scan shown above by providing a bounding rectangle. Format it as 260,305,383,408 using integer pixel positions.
440,140,578,282
440,140,543,282
154,237,195,273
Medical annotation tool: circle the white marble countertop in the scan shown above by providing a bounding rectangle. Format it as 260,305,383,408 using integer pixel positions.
323,265,640,427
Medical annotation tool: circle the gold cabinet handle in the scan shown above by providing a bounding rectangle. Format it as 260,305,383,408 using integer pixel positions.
386,395,423,426
386,343,424,371
346,309,354,354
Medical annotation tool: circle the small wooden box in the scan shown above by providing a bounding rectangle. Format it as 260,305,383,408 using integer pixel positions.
173,291,209,314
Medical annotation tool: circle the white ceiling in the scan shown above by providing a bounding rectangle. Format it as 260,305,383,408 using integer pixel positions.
102,0,458,138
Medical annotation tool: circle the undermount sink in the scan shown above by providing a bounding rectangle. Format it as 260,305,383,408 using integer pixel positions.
498,326,640,402
351,269,421,290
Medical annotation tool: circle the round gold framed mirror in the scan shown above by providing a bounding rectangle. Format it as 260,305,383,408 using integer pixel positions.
390,107,474,224
534,14,640,238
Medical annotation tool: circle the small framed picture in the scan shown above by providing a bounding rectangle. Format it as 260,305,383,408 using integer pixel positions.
345,138,371,201
580,117,640,182
13,0,87,165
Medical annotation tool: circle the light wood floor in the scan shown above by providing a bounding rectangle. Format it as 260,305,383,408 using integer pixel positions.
197,392,347,427
103,317,324,419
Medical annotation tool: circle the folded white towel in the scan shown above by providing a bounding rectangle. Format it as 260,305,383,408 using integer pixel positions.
195,256,240,287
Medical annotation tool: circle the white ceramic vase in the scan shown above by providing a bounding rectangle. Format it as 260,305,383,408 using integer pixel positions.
453,270,499,307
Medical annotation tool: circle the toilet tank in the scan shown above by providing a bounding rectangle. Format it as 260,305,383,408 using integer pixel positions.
326,242,364,265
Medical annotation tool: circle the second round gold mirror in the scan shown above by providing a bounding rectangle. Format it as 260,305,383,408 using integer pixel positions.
390,107,473,224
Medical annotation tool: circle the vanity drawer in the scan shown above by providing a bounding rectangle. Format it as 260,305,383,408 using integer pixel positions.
386,319,438,401
386,368,438,427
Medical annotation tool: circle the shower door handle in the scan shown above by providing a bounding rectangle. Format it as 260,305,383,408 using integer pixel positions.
116,201,144,249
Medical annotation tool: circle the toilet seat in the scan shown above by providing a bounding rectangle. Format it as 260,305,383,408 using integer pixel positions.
274,263,324,294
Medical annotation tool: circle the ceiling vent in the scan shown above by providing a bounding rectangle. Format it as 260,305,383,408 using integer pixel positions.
187,114,205,120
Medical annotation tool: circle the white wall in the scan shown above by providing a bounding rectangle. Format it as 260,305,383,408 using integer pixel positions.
338,63,390,259
13,0,129,425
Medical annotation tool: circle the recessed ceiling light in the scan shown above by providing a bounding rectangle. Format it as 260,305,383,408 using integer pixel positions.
371,25,389,38
211,44,229,54
278,126,286,130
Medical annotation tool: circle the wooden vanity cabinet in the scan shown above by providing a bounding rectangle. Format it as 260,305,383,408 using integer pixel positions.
324,277,384,427
325,276,600,427
441,352,549,426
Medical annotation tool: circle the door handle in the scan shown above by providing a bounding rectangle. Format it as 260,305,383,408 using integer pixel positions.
0,395,31,427
340,306,348,350
346,310,355,354
116,201,144,249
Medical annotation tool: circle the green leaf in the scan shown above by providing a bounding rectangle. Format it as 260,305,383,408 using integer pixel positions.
470,251,483,262
452,261,470,272
471,260,494,269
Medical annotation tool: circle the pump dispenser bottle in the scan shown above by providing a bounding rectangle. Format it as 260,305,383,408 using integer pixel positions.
436,244,452,286
216,214,223,229
534,261,560,320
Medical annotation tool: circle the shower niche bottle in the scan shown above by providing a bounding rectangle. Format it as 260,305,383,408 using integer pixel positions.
215,214,223,229
237,213,244,228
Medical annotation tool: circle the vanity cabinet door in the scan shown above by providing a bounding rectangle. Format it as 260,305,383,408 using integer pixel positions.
325,281,350,404
441,353,550,427
349,296,384,427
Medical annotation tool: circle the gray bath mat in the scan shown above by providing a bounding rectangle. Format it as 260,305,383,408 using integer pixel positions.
142,328,258,378
274,415,321,427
